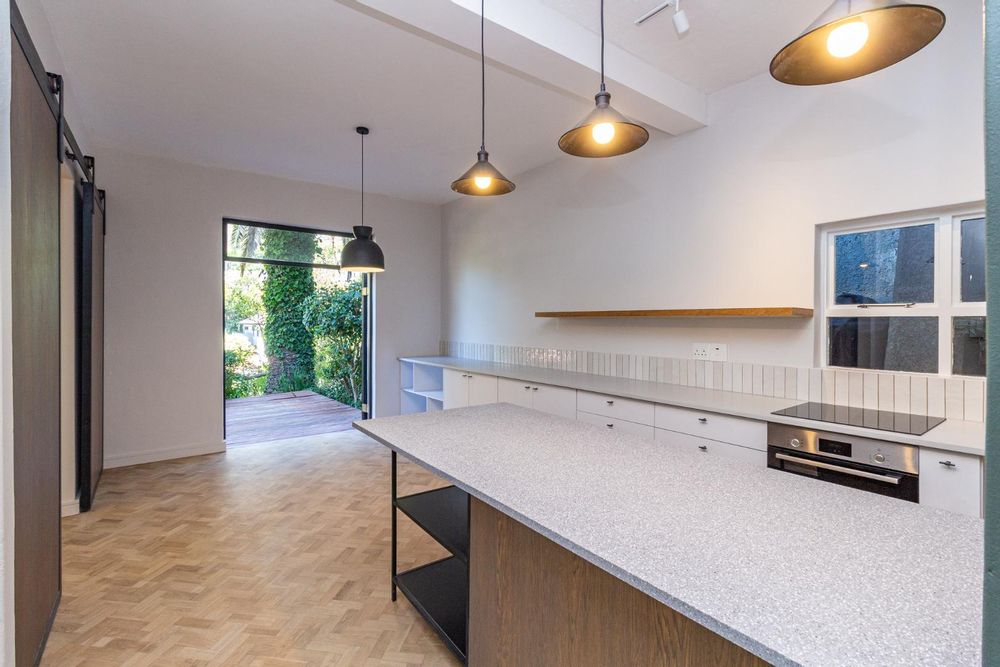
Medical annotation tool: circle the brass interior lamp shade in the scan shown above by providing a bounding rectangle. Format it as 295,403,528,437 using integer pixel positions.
770,1,945,86
341,126,385,273
451,0,515,196
559,0,649,158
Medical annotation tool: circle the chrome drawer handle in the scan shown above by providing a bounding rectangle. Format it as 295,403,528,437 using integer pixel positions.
775,453,902,485
698,445,708,452
698,417,708,424
532,387,538,391
939,460,957,468
606,423,614,428
524,385,531,389
606,400,615,406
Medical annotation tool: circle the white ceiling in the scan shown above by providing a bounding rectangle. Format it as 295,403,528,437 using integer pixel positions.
538,0,830,92
33,0,831,204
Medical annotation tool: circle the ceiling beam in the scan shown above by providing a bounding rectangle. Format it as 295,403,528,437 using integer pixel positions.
338,0,707,136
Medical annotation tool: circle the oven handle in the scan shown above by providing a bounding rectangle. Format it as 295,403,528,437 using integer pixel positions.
775,453,903,485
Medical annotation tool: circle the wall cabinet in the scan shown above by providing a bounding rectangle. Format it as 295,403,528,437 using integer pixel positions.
444,369,498,410
918,448,982,517
498,378,577,420
654,429,766,467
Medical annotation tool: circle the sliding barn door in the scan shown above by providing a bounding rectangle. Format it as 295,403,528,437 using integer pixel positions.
78,182,104,511
10,29,62,666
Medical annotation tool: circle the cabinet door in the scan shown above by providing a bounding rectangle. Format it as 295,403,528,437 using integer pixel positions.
443,368,469,410
498,377,533,408
919,448,982,517
467,373,499,406
530,384,577,420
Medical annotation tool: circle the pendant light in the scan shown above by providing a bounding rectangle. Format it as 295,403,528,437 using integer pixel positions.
451,0,514,196
341,126,386,273
559,0,649,158
770,1,945,86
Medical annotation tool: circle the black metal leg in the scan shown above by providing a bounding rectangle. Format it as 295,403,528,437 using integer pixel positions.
391,450,397,601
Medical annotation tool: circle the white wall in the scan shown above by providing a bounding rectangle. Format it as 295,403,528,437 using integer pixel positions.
98,147,441,468
442,0,984,368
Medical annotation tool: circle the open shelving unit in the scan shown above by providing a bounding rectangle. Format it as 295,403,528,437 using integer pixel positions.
400,360,444,414
391,452,470,662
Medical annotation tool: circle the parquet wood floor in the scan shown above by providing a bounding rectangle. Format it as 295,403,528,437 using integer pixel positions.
43,430,461,666
225,392,362,447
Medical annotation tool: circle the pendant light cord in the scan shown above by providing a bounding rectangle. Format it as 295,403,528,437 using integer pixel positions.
481,0,486,151
360,131,365,226
599,0,606,92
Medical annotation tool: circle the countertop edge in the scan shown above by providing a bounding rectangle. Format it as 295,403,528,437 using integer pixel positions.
353,420,796,667
399,356,985,456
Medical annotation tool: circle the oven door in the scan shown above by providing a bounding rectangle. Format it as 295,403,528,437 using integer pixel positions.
767,446,919,502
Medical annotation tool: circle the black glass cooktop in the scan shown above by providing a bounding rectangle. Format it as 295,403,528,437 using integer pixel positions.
771,402,945,436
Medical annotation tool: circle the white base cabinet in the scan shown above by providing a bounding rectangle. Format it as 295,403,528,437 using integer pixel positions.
498,378,577,420
577,410,655,440
654,428,767,467
443,369,498,410
918,448,983,517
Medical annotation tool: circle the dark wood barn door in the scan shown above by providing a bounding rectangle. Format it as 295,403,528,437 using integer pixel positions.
77,182,104,511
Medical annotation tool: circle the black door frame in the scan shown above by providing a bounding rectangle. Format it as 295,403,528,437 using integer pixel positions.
221,218,374,441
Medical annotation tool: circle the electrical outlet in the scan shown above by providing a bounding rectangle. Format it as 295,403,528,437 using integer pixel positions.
692,343,710,360
708,343,728,362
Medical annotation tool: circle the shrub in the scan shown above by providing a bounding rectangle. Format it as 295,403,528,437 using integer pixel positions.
302,282,363,408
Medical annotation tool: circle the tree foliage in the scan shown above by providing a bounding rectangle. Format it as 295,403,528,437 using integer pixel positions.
303,282,363,408
261,229,317,393
224,269,264,332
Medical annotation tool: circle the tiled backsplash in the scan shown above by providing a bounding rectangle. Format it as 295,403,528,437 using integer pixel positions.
440,340,987,422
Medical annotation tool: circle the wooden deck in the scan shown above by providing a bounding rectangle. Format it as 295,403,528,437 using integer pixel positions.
225,390,361,446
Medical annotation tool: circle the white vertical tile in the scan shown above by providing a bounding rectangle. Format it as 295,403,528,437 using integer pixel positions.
945,377,965,419
909,376,928,416
821,369,836,404
743,363,754,394
927,377,946,417
696,361,706,388
688,361,698,386
671,359,681,384
964,379,985,422
713,362,724,390
877,374,894,412
785,368,798,399
774,367,785,398
834,370,849,406
808,369,822,402
752,365,764,395
763,366,775,397
797,368,810,400
848,372,864,408
893,375,911,414
863,373,879,410
723,363,734,391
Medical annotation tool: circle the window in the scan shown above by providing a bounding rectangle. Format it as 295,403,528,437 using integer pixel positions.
820,209,985,377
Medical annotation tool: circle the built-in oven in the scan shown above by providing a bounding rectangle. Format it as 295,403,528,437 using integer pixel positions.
767,423,919,502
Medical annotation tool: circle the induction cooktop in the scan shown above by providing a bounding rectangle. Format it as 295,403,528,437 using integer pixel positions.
771,402,945,436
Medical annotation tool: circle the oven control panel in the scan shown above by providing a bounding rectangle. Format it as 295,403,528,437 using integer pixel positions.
767,422,919,475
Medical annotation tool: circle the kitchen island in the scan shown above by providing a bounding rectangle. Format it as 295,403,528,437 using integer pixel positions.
355,403,984,666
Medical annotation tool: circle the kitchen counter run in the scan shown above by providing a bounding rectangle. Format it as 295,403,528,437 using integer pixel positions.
401,356,986,456
356,404,984,666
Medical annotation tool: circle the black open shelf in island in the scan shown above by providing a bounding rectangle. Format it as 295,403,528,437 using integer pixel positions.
394,556,469,660
390,452,470,664
395,485,469,562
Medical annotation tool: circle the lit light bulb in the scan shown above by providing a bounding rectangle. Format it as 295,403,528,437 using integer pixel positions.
592,122,615,145
474,176,493,190
827,21,869,58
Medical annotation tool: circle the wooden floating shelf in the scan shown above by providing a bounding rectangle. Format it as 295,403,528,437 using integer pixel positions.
535,307,814,319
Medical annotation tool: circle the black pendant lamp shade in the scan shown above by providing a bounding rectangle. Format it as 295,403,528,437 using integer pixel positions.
770,1,945,86
341,126,385,273
559,0,648,158
451,0,515,196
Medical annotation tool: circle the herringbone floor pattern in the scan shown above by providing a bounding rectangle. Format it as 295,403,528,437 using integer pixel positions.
43,430,462,666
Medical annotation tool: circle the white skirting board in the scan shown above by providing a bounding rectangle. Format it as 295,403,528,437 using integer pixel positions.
61,498,80,517
104,440,226,469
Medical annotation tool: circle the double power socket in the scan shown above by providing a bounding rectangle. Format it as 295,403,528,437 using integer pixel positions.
692,342,728,362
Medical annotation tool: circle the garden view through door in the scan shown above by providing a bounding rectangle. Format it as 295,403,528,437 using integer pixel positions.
223,219,370,446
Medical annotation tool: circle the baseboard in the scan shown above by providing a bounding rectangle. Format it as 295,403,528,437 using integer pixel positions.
61,498,80,517
104,440,226,469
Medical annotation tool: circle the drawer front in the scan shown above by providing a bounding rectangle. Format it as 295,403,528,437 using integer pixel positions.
578,411,655,440
918,448,982,517
530,383,577,421
577,391,654,426
654,429,767,467
654,404,766,451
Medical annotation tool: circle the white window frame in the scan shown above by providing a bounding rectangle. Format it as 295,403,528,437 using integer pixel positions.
817,204,986,378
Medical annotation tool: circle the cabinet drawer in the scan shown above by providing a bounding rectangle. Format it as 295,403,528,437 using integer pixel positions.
654,404,766,451
654,429,767,467
531,383,577,421
918,448,982,517
577,411,654,440
577,391,654,426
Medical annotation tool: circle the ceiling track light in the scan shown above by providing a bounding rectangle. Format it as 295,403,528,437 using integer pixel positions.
634,0,689,36
340,126,386,273
560,0,649,158
451,0,515,196
770,0,945,86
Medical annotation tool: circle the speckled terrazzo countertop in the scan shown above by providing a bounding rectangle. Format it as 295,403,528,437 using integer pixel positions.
400,356,986,456
355,404,984,667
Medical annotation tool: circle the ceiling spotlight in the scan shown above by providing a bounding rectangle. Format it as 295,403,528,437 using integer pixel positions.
635,0,690,36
